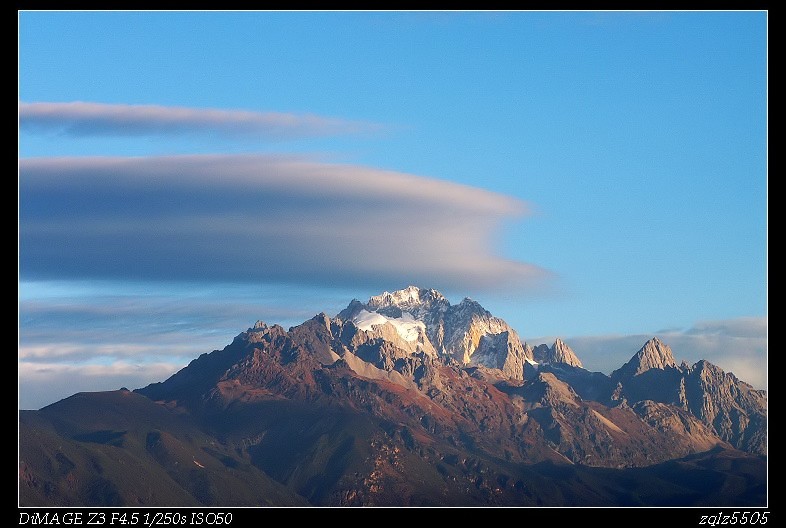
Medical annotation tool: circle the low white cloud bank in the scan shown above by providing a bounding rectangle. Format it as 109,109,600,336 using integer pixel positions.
19,101,379,139
20,155,548,293
541,316,767,389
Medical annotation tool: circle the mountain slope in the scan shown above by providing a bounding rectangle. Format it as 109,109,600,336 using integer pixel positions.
19,390,307,506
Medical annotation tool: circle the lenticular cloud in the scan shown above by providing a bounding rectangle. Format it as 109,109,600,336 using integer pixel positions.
20,101,378,139
19,154,548,292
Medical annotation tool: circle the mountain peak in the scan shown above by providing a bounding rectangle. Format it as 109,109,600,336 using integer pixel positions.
343,286,527,371
531,338,583,367
367,286,446,310
551,338,583,368
613,337,677,379
638,337,676,366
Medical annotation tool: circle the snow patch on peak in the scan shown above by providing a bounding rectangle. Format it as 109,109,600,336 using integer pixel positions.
352,309,427,343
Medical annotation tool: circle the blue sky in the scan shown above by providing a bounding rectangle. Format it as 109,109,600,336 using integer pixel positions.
19,11,767,409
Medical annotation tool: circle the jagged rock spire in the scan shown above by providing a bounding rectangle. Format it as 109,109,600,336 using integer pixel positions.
612,337,677,379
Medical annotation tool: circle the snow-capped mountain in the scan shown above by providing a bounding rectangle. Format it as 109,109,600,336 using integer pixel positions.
337,286,590,381
338,285,531,377
19,286,767,507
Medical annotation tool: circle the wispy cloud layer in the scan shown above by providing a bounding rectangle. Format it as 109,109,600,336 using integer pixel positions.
20,101,380,139
542,316,767,389
20,155,547,292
